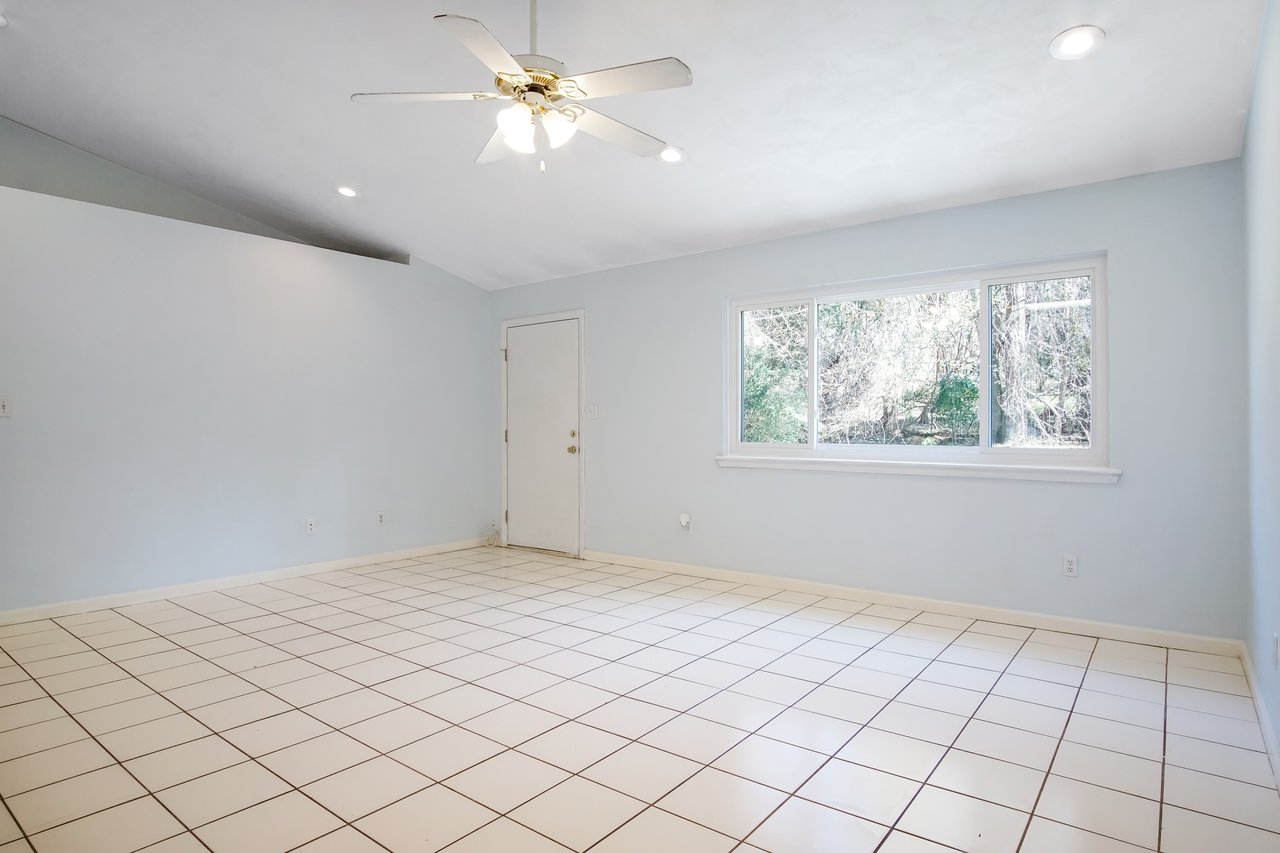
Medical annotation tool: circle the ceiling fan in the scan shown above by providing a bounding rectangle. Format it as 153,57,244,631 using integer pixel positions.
351,2,692,165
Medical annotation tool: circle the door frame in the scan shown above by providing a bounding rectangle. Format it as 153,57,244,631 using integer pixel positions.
499,309,586,557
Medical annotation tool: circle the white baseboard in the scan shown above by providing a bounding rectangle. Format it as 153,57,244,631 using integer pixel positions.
1242,645,1280,792
0,539,484,626
583,549,1243,657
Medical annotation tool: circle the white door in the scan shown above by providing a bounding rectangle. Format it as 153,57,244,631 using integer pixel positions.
505,317,581,554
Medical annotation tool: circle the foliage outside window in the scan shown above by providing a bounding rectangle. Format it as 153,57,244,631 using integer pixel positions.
730,259,1108,475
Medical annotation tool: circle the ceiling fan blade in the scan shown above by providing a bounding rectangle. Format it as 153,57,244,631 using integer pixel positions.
434,15,529,82
475,128,510,165
567,107,668,158
351,92,500,103
557,57,691,100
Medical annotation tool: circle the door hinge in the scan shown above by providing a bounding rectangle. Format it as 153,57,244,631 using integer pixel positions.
504,510,508,522
502,348,507,362
504,429,508,442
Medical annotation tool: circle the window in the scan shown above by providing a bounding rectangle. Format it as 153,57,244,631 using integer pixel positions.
724,258,1117,482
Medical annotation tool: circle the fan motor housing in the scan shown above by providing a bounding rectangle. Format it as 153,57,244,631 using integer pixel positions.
499,54,569,100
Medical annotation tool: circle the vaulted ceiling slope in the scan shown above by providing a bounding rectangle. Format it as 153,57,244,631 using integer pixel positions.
0,1,1264,288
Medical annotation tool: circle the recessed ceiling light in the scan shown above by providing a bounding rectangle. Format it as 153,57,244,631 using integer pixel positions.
335,185,359,198
1049,25,1105,60
659,145,686,164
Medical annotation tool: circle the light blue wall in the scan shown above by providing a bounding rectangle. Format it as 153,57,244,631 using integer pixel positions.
0,186,498,610
494,161,1249,639
1246,0,1280,749
0,115,302,245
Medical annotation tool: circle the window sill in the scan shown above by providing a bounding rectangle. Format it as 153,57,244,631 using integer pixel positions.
715,455,1122,484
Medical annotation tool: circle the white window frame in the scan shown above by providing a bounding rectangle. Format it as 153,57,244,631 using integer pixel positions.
719,256,1120,483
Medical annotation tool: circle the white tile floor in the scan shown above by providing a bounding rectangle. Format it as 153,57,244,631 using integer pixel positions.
0,546,1277,852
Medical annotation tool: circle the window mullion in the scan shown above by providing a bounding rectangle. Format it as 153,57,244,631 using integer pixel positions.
807,298,818,449
978,281,992,451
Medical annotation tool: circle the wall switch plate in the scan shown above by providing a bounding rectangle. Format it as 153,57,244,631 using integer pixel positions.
0,397,9,417
1063,555,1079,577
1272,633,1278,669
585,405,599,420
306,519,315,535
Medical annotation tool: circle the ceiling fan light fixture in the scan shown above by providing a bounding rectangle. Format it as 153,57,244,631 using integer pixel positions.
1049,25,1105,60
659,145,686,164
497,102,536,153
540,109,578,149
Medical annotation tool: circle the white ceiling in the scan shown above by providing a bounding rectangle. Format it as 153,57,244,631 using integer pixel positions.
0,1,1264,288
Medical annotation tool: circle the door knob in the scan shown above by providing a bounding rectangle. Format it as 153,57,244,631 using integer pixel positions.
567,446,578,454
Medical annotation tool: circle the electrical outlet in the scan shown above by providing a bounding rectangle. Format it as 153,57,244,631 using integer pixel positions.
0,397,10,417
306,518,315,535
1063,555,1079,577
376,512,385,527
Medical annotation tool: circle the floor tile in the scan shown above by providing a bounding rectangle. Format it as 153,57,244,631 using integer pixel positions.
1167,705,1267,750
510,776,646,851
0,717,86,762
577,697,676,739
291,827,389,853
793,685,887,725
974,694,1069,737
875,831,960,852
897,786,1029,853
7,764,145,834
390,726,506,780
755,707,861,754
1062,713,1163,761
221,709,329,756
156,760,290,828
1049,740,1162,800
444,750,569,811
836,727,945,781
1033,774,1159,848
257,730,377,785
518,721,629,773
711,734,827,792
343,705,448,751
1022,816,1151,851
303,687,401,727
1160,804,1280,853
796,758,919,825
3,549,1271,853
745,796,888,853
28,796,184,853
930,748,1045,811
195,791,343,853
461,701,565,746
869,701,968,746
439,817,572,852
1165,732,1277,787
1163,765,1280,832
0,738,115,797
302,755,432,820
99,713,211,761
582,741,702,801
593,808,736,853
641,713,750,763
954,718,1060,770
189,691,292,732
